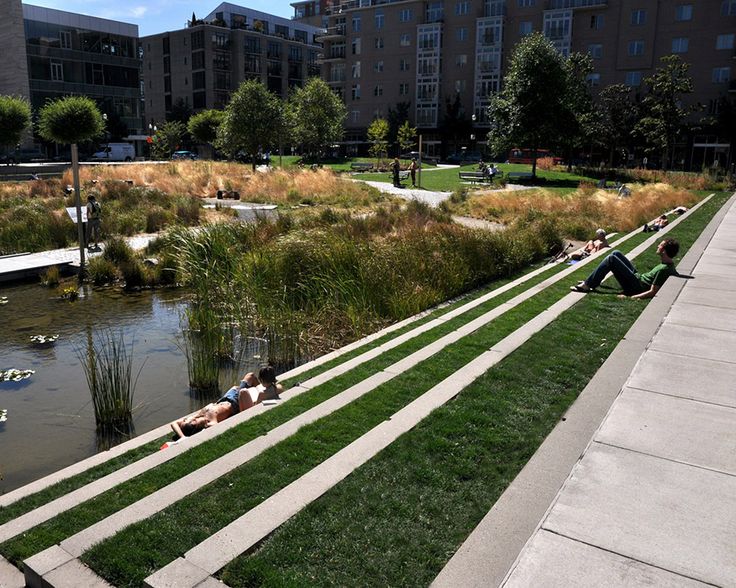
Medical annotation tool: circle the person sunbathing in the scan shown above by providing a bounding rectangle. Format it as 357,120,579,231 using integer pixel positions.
569,229,609,261
643,215,669,232
171,367,283,438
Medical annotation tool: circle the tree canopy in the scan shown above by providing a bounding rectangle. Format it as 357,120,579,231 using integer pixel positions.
187,109,224,146
0,95,32,149
397,120,417,155
37,96,105,145
217,79,282,170
152,120,187,159
289,78,346,159
367,118,389,163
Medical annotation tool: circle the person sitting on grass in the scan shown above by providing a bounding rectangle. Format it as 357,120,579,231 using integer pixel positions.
170,367,283,438
569,228,609,261
570,238,679,300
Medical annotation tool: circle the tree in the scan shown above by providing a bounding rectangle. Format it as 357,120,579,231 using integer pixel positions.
387,101,411,152
367,118,389,165
152,120,187,159
188,109,224,158
397,120,417,155
217,79,282,171
440,95,471,157
168,97,193,124
487,32,569,177
634,55,694,169
0,95,31,155
597,84,638,167
38,96,105,271
555,52,596,171
289,78,346,160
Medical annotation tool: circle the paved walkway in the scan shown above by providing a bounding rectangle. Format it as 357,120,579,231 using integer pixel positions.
435,193,736,587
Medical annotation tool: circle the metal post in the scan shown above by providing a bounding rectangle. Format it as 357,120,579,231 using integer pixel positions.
418,134,423,189
71,143,85,275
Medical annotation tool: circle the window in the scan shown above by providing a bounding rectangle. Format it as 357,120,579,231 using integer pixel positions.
671,37,689,53
351,84,361,100
375,37,384,49
60,31,71,49
586,73,600,87
400,8,413,22
350,110,360,123
590,14,604,29
193,91,206,108
374,85,383,96
716,34,735,49
244,37,260,53
212,33,229,49
721,1,736,16
352,16,361,32
454,79,466,92
519,21,533,35
275,24,289,38
51,61,63,81
375,10,384,29
163,56,170,74
675,4,693,21
426,2,444,22
213,52,230,70
712,67,731,83
457,27,468,41
289,46,303,62
268,42,281,59
191,31,204,49
455,1,469,16
374,60,384,72
294,30,307,43
625,71,641,86
352,38,361,54
352,61,361,78
456,54,467,67
628,40,644,56
163,37,170,54
244,55,261,74
400,34,411,47
631,9,646,25
588,43,602,59
192,51,205,69
184,56,188,65
399,82,409,95
518,0,535,6
400,58,410,71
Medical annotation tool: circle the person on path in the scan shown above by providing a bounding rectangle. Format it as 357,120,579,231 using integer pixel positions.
86,194,102,250
409,158,418,187
391,157,401,188
570,238,679,299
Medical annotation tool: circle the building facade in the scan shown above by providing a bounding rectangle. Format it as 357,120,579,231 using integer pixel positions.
141,2,323,128
0,2,144,138
316,0,736,160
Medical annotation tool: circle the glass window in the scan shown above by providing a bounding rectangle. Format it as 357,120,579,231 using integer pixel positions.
400,34,411,46
374,85,383,96
426,2,444,22
716,34,735,49
351,84,361,100
374,60,384,72
51,61,63,81
721,1,736,16
590,14,604,29
625,71,641,86
518,0,535,6
192,51,205,69
352,61,361,78
268,42,281,59
352,38,361,55
375,10,384,29
375,37,384,49
455,79,466,92
628,40,644,56
400,58,410,71
675,4,693,20
352,16,361,32
244,37,261,53
400,9,413,22
456,54,467,67
399,83,409,95
457,27,468,41
586,73,600,86
520,21,533,35
631,9,646,25
712,67,731,83
456,1,469,16
59,31,71,49
191,31,204,49
671,37,688,53
588,43,602,58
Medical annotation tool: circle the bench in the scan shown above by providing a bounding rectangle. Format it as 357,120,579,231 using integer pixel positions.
388,170,410,185
216,189,240,200
350,162,374,172
506,171,533,181
458,171,503,184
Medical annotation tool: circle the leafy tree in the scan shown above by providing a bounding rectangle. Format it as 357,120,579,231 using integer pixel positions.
634,55,694,169
439,95,471,157
152,120,187,159
597,84,638,167
487,32,569,177
168,97,193,124
397,120,417,155
555,52,596,171
217,79,282,170
0,95,31,154
387,101,411,152
289,78,346,160
367,118,389,165
37,96,105,270
188,109,224,158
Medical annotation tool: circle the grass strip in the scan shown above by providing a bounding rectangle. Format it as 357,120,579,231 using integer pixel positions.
78,193,727,587
216,192,729,587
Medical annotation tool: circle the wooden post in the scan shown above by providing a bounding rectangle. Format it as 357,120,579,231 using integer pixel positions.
418,134,423,189
71,143,85,276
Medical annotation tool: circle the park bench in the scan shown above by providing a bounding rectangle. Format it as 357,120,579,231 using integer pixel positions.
458,171,503,184
388,170,410,185
216,189,240,200
506,171,533,181
350,162,374,172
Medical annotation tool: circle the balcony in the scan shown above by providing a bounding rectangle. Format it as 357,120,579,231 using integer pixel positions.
547,0,607,8
315,26,346,41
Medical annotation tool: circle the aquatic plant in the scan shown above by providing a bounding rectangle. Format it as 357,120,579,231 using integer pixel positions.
40,266,60,287
87,257,117,286
60,286,79,301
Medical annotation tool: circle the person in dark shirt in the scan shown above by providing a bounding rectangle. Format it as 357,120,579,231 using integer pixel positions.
571,238,679,300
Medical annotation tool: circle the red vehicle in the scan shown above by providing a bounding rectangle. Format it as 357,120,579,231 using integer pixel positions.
508,148,563,165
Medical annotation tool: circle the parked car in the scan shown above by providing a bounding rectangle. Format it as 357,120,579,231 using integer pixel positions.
171,150,198,160
0,147,47,164
90,143,135,162
445,151,483,164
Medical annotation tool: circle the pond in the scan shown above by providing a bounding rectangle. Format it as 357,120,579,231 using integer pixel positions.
0,282,262,494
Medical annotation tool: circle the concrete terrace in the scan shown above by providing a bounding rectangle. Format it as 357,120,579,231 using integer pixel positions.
0,192,733,587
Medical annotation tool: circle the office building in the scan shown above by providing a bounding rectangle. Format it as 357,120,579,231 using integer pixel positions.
0,1,144,137
316,0,735,162
141,2,323,128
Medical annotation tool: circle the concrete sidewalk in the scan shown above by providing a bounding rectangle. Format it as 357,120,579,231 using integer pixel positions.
436,193,736,587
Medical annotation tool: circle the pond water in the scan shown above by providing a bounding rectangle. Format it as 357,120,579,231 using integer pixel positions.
0,282,260,494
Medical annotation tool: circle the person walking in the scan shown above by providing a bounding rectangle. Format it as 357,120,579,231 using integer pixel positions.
409,158,418,187
391,157,401,188
86,194,102,250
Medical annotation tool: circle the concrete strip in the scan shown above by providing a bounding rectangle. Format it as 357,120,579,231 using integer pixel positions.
542,443,736,587
596,387,736,474
664,301,736,331
41,558,113,588
650,322,736,364
677,285,736,309
143,558,210,588
628,349,736,408
147,292,584,584
0,554,25,588
22,545,74,588
504,530,709,588
682,272,736,291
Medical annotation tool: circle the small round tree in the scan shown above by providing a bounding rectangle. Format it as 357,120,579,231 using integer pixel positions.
0,95,32,161
38,96,105,271
187,109,224,158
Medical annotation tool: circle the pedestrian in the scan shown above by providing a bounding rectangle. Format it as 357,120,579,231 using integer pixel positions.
409,158,418,187
86,194,102,250
391,157,401,187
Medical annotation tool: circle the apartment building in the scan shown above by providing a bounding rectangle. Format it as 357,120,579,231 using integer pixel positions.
315,0,736,160
0,1,143,136
141,2,323,127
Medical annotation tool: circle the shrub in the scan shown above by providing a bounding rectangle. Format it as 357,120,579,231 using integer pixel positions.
102,235,133,265
87,257,117,286
40,266,60,287
120,259,146,290
145,206,172,233
175,197,200,225
536,156,556,171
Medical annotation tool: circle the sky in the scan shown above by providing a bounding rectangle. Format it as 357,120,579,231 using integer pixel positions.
26,0,296,36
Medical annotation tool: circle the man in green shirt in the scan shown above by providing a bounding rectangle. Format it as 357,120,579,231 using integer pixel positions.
571,238,679,300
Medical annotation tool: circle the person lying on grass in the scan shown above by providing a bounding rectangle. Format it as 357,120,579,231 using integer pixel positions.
171,366,284,438
570,238,679,300
569,228,609,261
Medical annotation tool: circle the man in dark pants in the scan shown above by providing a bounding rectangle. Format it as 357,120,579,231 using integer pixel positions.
391,157,401,187
570,238,679,300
